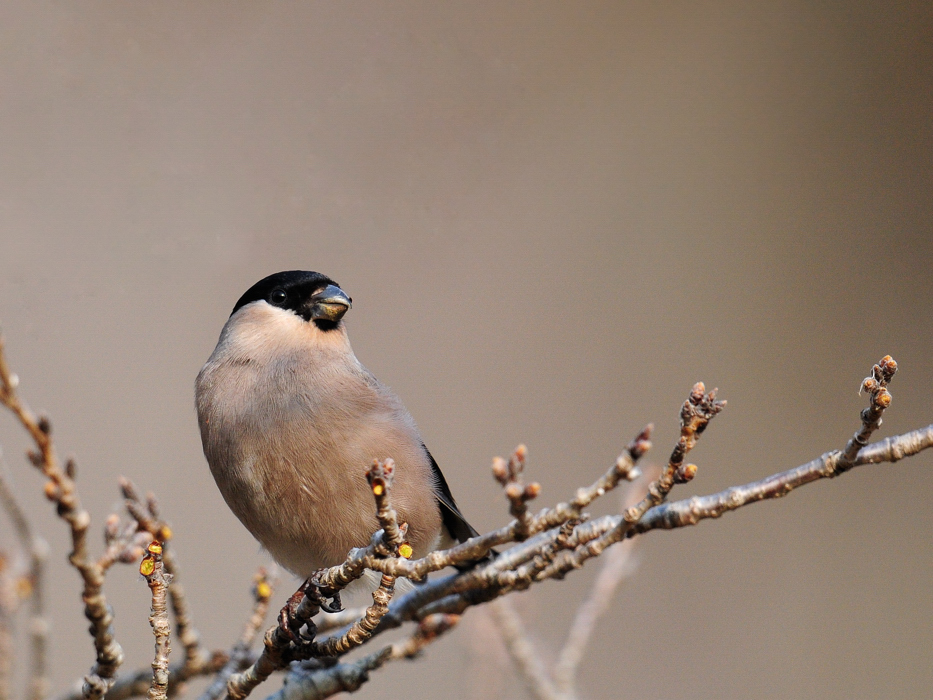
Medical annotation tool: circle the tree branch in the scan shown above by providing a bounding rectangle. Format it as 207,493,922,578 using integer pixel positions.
0,460,49,700
2,335,930,700
0,334,124,700
140,543,173,700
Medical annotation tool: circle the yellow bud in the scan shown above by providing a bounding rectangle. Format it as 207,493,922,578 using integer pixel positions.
140,557,155,576
147,541,163,556
399,543,413,559
16,577,33,599
43,481,58,501
256,581,272,599
158,525,173,541
372,483,384,496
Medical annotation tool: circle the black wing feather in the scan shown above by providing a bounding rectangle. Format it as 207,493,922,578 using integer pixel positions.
422,444,480,543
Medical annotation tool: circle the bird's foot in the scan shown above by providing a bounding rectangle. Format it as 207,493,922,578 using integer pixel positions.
276,579,343,643
277,582,312,643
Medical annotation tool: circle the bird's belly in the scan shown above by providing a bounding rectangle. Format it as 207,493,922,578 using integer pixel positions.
212,448,379,575
207,429,442,577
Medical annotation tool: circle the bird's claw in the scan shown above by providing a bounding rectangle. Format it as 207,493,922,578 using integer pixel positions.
319,590,342,613
276,579,343,643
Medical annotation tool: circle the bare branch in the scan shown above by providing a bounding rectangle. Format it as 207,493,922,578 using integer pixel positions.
0,333,124,700
3,329,930,700
268,614,461,700
306,574,395,657
553,480,647,695
329,425,653,587
55,654,232,700
840,355,897,467
121,478,210,675
634,423,933,534
312,459,409,593
0,460,49,700
140,542,173,700
0,559,12,700
313,608,368,635
199,569,276,700
489,599,562,700
226,459,410,700
492,445,539,541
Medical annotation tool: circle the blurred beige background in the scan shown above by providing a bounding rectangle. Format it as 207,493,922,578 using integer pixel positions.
1,2,931,699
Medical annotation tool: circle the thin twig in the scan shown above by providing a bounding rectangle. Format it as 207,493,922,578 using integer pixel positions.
0,460,49,700
140,542,173,700
840,355,897,467
199,569,276,700
306,575,395,657
329,426,652,586
268,614,461,700
227,459,410,700
0,561,12,700
0,332,124,700
122,478,209,675
54,654,232,700
381,414,933,640
6,333,929,700
492,446,540,541
553,479,648,695
313,608,368,635
489,599,562,700
312,459,408,593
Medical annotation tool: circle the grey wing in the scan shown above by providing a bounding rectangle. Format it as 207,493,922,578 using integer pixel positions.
422,443,480,543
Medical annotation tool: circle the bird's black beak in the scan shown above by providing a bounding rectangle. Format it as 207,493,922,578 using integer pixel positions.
308,285,352,323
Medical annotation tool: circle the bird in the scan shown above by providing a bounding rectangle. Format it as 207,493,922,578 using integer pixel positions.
195,270,482,579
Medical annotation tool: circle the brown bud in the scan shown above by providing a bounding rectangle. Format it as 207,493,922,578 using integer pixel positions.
524,482,541,500
37,415,51,435
690,382,706,403
875,390,891,408
880,356,897,380
628,426,653,459
505,483,523,501
104,514,121,539
120,546,145,564
491,457,508,483
862,377,877,393
676,463,698,483
43,481,59,501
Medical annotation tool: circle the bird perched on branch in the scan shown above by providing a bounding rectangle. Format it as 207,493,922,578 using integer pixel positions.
195,270,481,577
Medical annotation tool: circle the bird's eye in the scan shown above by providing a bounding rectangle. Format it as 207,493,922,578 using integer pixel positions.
269,289,287,305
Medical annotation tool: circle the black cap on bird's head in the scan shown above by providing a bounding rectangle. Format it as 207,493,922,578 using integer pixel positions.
232,271,352,328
